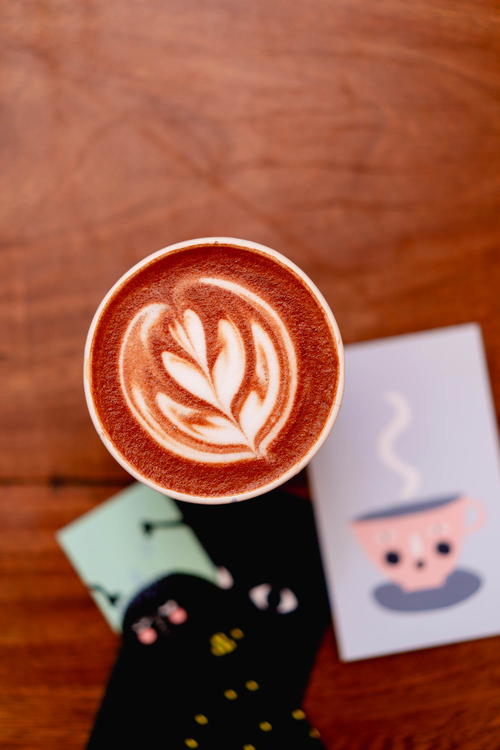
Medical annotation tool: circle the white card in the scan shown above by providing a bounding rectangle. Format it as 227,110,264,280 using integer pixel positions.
309,324,500,661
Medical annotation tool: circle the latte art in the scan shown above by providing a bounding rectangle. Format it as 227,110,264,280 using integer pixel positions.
119,277,297,464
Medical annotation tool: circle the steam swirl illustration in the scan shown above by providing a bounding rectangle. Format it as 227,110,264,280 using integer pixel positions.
118,277,298,464
377,391,421,499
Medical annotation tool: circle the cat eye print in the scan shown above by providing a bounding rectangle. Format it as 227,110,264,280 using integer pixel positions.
276,588,298,614
249,583,271,609
249,584,299,613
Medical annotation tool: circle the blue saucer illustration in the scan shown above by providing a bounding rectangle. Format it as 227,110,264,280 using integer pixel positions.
374,569,482,612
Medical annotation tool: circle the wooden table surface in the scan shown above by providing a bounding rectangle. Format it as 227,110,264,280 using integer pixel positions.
1,1,500,748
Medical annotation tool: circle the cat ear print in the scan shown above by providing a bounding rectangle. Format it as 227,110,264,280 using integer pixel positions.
216,566,234,589
249,583,271,610
277,588,298,614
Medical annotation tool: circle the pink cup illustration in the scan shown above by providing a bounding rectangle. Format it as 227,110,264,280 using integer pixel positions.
352,494,485,594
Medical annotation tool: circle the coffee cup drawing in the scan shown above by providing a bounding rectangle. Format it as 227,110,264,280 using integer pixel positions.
350,392,486,612
351,494,485,611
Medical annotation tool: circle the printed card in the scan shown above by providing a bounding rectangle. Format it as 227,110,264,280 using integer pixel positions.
310,324,500,660
57,483,216,631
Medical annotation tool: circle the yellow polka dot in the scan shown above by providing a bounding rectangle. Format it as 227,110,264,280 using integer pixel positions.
194,714,208,725
230,628,244,639
309,728,321,738
259,721,272,732
224,689,238,700
243,746,256,750
184,740,198,748
292,708,306,720
245,680,259,691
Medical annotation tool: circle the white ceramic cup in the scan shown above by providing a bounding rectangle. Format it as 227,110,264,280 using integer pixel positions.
84,237,344,503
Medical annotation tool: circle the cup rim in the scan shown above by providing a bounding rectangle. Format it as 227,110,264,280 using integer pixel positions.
83,236,345,504
352,493,464,523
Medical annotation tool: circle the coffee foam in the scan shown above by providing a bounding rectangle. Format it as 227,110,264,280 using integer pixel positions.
118,276,298,464
86,240,343,501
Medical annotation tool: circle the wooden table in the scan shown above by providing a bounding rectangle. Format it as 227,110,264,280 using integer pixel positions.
1,2,500,747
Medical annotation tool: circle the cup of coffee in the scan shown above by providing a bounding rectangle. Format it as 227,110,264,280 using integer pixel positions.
84,237,344,503
351,494,485,592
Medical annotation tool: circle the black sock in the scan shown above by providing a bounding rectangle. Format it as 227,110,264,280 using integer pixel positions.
87,490,329,748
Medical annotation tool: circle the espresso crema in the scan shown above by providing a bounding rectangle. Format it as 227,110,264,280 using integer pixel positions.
85,240,342,501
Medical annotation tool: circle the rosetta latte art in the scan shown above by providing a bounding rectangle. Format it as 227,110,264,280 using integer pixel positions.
118,277,298,464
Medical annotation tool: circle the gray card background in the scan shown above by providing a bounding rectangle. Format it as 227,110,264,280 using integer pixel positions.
309,324,500,661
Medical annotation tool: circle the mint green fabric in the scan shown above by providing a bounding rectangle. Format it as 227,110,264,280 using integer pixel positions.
57,483,216,631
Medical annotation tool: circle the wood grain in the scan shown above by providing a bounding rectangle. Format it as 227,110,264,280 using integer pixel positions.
1,0,499,747
0,486,118,748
